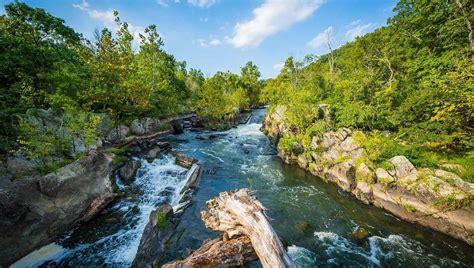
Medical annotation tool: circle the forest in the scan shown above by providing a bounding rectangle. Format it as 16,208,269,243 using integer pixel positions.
1,0,474,267
0,1,263,169
262,0,473,182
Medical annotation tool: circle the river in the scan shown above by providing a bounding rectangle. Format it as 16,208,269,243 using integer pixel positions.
15,108,474,267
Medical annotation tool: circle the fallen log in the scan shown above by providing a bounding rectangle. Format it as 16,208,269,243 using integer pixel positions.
165,189,295,268
162,235,257,268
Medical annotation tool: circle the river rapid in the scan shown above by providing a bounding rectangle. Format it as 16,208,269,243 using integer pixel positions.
15,108,474,267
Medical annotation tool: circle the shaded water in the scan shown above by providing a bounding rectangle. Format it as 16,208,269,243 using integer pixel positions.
18,108,474,267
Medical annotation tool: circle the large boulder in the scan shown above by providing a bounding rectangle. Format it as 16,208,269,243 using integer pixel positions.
6,155,39,179
169,119,184,134
146,146,161,162
0,152,116,266
132,204,178,268
105,124,129,143
388,156,416,179
130,118,162,136
172,152,197,169
119,160,142,184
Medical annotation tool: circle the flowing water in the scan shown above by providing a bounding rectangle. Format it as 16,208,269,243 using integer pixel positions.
16,108,474,267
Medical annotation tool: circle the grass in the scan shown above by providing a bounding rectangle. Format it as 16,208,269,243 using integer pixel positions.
154,210,169,228
353,130,473,183
434,192,474,210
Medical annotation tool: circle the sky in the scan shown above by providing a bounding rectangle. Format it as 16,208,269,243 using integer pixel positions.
1,0,398,78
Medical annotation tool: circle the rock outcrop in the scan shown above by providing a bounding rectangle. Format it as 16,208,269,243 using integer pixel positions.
132,204,178,268
133,155,202,267
263,105,474,246
0,152,116,266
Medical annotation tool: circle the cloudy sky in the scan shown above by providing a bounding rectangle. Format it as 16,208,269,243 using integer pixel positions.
1,0,397,78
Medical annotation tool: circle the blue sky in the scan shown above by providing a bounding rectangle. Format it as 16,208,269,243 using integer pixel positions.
1,0,397,78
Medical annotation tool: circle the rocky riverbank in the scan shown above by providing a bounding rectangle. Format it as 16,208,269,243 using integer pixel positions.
0,152,116,266
263,105,474,246
0,110,202,266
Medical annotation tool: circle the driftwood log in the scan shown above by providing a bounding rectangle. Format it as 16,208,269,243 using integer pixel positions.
165,189,295,268
162,235,257,267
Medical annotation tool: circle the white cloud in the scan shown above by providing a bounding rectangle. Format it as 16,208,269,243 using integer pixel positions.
209,38,221,46
347,19,361,27
306,26,333,49
228,0,323,48
200,17,209,22
195,38,222,47
273,62,284,70
345,22,373,41
156,0,169,7
188,0,218,8
73,1,145,40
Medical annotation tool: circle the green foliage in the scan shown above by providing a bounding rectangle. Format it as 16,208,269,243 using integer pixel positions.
1,2,263,170
262,0,474,175
434,192,474,210
154,210,169,228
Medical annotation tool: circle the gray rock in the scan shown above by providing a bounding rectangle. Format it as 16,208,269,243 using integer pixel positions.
173,153,197,169
106,124,129,143
357,163,375,183
95,113,114,137
169,119,184,134
119,160,142,184
340,137,358,152
146,147,161,161
376,168,395,183
130,118,162,136
388,156,416,179
132,204,178,268
7,155,39,179
0,152,115,266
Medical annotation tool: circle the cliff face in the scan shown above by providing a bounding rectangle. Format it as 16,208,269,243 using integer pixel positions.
0,152,116,266
263,105,474,246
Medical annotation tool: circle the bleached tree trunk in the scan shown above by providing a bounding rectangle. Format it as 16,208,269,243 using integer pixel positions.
164,189,295,268
162,235,257,267
201,189,295,268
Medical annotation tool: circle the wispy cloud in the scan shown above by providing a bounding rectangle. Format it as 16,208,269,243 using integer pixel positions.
73,0,145,39
306,26,333,49
194,38,222,47
209,38,221,46
345,21,373,41
273,62,284,70
188,0,218,8
228,0,324,48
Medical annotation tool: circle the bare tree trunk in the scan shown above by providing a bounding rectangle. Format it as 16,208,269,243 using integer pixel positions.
201,189,295,268
163,235,257,268
327,35,336,86
164,189,295,268
455,0,474,52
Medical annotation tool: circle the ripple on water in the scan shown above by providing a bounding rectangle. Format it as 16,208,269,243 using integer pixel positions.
309,231,463,267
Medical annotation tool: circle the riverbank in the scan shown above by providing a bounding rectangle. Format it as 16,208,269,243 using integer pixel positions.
262,105,474,246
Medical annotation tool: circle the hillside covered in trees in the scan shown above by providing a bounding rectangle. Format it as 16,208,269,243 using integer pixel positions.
262,0,473,182
0,2,263,171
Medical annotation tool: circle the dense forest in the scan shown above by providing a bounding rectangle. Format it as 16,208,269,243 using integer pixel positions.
262,0,473,181
0,2,263,169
